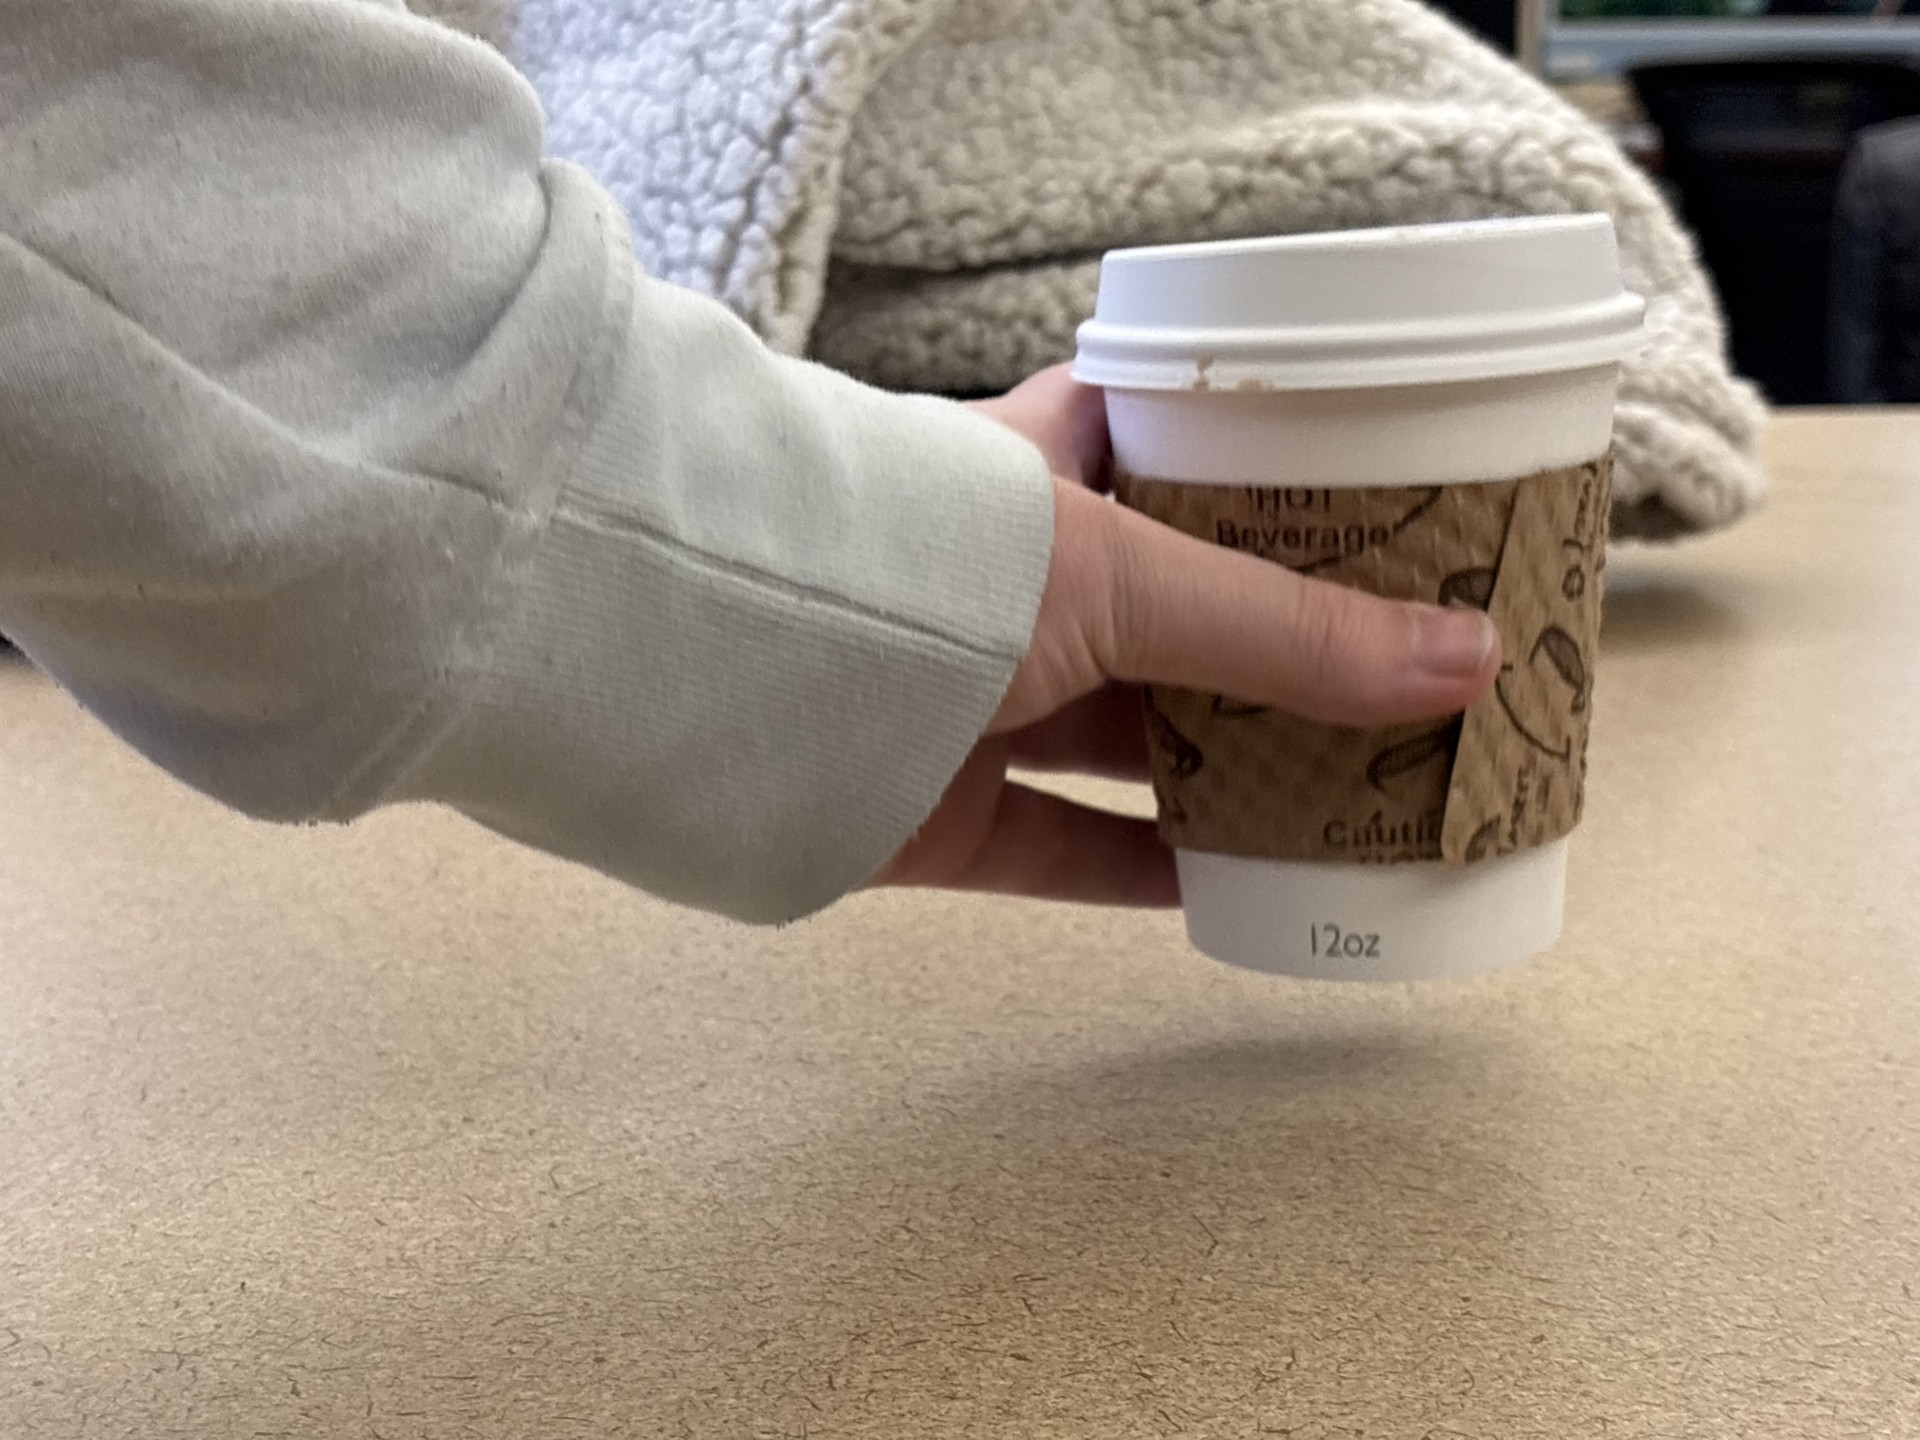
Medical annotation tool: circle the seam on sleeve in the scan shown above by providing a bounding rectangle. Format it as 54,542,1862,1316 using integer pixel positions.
545,499,1028,666
315,174,638,821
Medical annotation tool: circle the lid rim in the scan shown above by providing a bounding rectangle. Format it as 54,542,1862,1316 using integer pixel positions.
1077,293,1647,358
1071,341,1645,393
1073,298,1648,392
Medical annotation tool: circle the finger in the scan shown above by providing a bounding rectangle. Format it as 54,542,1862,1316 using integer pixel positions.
987,787,1176,908
1004,683,1152,780
913,782,1180,908
973,366,1112,491
1098,489,1502,729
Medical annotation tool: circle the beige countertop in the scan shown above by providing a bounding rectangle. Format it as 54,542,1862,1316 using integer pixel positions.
4,411,1918,1438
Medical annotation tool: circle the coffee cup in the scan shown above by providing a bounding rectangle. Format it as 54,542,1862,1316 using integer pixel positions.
1073,216,1646,981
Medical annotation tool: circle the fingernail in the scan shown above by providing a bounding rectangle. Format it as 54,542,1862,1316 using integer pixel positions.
1413,606,1497,678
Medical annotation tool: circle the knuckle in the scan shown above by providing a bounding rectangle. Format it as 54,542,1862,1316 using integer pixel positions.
1293,582,1391,693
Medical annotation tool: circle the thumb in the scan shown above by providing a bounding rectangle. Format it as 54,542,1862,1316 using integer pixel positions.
968,365,1111,489
998,480,1501,732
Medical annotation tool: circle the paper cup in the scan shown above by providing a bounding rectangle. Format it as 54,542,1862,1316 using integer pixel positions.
1073,216,1646,981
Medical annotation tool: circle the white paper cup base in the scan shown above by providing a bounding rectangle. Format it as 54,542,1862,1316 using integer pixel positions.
1176,842,1568,982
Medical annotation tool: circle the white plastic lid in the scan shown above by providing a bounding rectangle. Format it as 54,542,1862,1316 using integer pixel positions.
1073,215,1647,392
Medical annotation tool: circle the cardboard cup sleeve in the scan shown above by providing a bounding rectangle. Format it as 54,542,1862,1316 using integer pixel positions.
1115,456,1613,867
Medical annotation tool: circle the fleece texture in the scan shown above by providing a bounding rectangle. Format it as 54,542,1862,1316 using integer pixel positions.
515,0,1769,541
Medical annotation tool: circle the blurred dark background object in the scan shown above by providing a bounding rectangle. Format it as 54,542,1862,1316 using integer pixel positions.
1427,0,1521,52
1630,56,1920,404
1830,116,1920,402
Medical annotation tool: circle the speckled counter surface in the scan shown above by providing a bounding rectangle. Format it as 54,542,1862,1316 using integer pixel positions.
4,413,1917,1438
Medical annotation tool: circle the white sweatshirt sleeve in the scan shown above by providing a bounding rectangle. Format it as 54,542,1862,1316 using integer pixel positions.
0,0,1055,923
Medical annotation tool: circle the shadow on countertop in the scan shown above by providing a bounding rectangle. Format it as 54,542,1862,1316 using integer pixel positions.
595,1023,1561,1436
1601,570,1750,654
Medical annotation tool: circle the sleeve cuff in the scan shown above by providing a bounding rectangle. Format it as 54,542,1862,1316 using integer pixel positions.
395,274,1056,922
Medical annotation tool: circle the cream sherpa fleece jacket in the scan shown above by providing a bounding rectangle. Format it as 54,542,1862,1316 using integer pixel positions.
510,0,1768,540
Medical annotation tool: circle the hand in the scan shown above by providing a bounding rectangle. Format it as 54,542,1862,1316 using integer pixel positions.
873,366,1501,907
